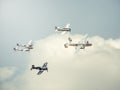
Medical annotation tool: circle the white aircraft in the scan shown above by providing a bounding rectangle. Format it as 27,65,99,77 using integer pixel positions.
13,40,33,52
55,24,71,34
16,40,33,49
64,36,92,51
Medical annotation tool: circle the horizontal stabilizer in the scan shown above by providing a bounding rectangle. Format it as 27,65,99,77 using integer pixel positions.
68,37,72,43
65,23,70,28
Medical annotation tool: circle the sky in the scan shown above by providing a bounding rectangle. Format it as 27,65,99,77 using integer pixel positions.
0,0,120,90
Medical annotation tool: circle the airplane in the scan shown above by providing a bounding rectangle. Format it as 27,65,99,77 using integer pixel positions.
64,36,92,51
16,40,33,49
13,40,33,52
30,62,48,75
55,24,71,34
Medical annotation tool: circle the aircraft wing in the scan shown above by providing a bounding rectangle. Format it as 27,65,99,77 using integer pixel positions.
17,43,26,47
37,70,43,75
75,41,82,51
75,41,86,53
83,34,88,43
42,62,48,68
23,48,30,52
78,41,85,49
61,31,67,35
65,24,70,28
28,40,32,45
79,34,88,44
68,37,72,43
75,45,81,53
14,46,23,51
15,46,19,49
84,34,88,38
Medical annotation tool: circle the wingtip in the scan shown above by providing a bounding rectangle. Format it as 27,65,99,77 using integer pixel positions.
13,48,16,51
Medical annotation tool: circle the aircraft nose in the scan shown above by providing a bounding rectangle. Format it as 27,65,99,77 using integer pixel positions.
32,65,34,67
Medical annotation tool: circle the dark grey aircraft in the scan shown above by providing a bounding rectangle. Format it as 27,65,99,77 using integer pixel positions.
30,62,48,75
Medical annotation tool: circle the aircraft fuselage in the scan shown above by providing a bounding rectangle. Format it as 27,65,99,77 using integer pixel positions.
31,65,48,71
57,28,71,32
64,43,92,48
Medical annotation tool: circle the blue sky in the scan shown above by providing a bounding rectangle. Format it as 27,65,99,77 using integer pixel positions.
0,0,119,65
1,0,120,39
0,0,120,89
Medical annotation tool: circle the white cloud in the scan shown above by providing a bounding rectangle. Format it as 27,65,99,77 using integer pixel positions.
28,34,120,90
0,67,16,81
1,34,120,90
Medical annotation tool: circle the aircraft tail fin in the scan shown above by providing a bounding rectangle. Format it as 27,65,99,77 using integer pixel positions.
46,68,48,72
55,26,58,31
28,40,32,45
13,48,16,51
65,23,70,28
68,37,72,44
17,43,19,46
64,43,68,48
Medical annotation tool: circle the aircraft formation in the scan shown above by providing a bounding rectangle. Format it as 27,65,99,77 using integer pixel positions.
14,23,92,75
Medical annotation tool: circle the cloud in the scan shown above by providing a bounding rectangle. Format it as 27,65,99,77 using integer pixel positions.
28,34,120,90
0,67,16,81
1,34,120,90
